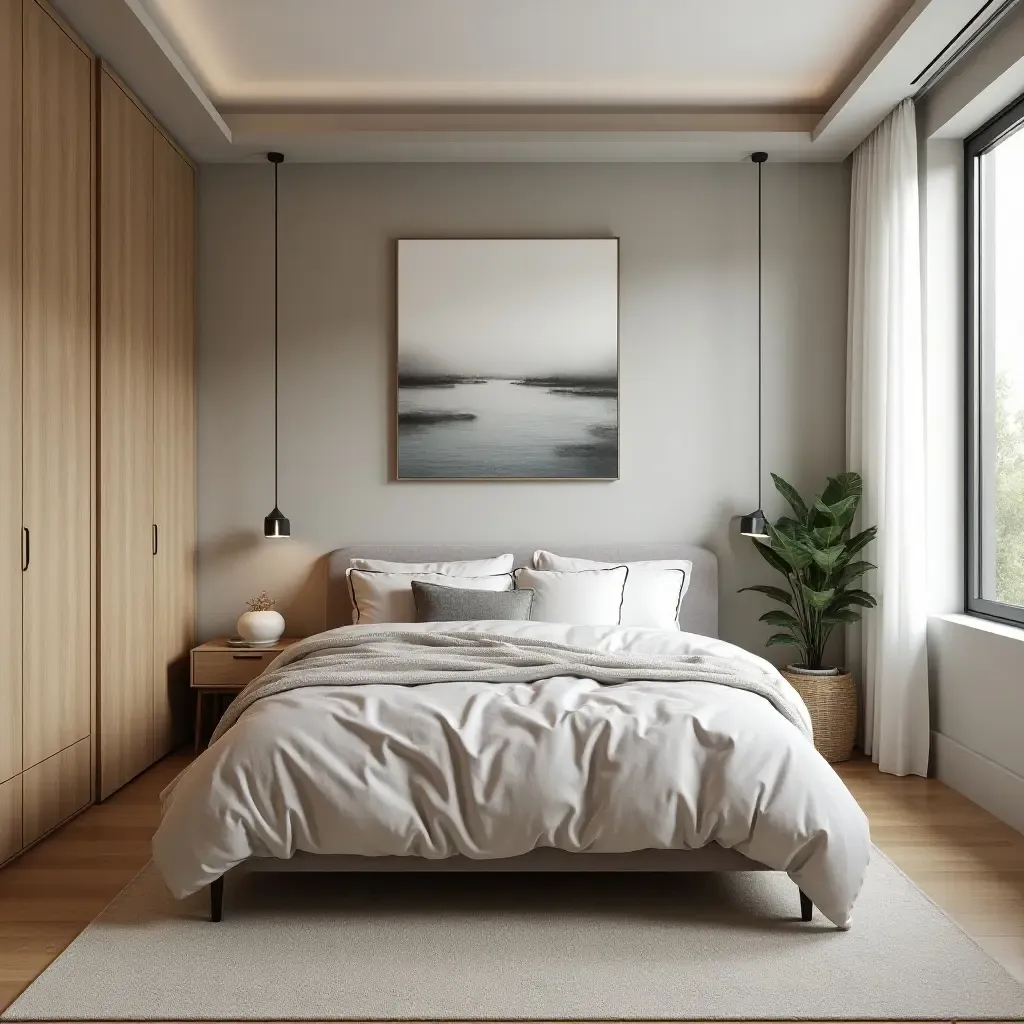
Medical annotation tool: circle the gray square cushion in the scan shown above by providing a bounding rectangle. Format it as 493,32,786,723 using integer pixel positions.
411,581,535,622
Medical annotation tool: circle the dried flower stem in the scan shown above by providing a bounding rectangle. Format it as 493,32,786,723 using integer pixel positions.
245,590,276,612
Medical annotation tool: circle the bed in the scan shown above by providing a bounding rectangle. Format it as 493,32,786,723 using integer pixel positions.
153,545,871,929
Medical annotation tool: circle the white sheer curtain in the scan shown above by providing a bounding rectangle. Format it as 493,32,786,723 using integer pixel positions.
847,98,930,777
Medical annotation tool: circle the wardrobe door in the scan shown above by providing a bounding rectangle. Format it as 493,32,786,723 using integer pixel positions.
21,0,93,771
0,775,21,865
0,0,22,786
152,133,196,757
22,736,91,846
99,72,155,798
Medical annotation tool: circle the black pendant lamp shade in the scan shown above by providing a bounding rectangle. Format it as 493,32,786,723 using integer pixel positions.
264,152,290,538
740,152,770,540
739,508,768,539
264,506,290,538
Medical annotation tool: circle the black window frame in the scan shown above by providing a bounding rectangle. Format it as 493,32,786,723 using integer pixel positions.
965,92,1024,626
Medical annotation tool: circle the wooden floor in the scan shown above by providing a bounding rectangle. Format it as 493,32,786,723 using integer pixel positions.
0,752,1022,1023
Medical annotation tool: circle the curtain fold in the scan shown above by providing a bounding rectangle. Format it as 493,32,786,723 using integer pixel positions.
847,98,931,777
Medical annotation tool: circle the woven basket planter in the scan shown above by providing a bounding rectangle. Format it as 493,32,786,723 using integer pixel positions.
781,668,858,763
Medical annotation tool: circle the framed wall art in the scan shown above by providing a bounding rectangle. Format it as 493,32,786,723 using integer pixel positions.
396,238,619,480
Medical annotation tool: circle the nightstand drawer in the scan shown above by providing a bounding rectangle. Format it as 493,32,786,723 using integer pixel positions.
191,650,276,689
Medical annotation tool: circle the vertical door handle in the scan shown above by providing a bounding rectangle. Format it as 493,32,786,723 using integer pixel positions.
22,527,29,571
153,523,158,556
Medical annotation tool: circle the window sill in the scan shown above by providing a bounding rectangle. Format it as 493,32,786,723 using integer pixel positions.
930,612,1024,642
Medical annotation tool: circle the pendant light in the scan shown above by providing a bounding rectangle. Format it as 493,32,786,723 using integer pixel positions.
740,152,769,540
264,151,290,539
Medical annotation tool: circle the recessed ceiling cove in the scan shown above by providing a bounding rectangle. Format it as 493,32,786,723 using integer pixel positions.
138,0,915,110
47,0,995,161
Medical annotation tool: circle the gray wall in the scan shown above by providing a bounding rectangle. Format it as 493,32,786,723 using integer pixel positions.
197,162,850,660
929,615,1024,833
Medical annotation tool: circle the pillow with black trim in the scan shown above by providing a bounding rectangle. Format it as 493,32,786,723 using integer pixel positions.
411,580,535,622
532,551,690,630
350,554,514,576
346,569,513,625
513,566,628,626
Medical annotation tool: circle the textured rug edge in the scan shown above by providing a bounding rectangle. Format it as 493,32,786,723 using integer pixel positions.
867,843,1024,997
0,858,158,1021
2,849,1023,1022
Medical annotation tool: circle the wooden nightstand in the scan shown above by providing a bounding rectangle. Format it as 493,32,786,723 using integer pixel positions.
190,637,300,751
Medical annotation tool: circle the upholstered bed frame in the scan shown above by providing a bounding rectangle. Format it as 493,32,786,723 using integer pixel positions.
210,544,813,923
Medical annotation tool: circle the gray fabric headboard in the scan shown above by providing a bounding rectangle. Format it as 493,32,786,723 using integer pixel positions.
327,545,718,638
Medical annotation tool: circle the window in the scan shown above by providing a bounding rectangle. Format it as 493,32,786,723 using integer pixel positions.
967,95,1024,624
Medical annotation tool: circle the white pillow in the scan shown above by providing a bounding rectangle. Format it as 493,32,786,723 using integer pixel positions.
532,551,692,630
349,554,514,576
347,569,513,625
514,566,628,626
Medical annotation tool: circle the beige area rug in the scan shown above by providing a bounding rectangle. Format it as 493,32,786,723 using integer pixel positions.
4,849,1023,1021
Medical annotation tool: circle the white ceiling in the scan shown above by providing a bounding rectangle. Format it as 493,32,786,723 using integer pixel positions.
138,0,913,110
51,0,997,162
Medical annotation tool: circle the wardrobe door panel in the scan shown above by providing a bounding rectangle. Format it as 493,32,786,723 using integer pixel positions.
0,0,23,785
22,736,90,846
99,72,155,798
152,134,196,757
21,0,93,769
0,775,21,865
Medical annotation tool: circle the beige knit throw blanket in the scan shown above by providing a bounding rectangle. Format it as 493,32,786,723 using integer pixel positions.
210,630,811,746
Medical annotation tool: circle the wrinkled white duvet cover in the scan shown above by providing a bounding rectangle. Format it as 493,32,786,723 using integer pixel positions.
153,621,870,927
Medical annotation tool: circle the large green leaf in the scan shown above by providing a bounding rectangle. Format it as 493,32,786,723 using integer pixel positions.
759,609,802,629
810,525,842,548
801,585,836,610
739,584,793,606
765,633,802,648
771,473,809,523
810,544,846,575
774,516,808,541
813,495,859,542
828,588,877,612
835,559,876,588
767,523,814,570
752,539,792,577
845,526,877,557
822,608,862,625
820,472,863,507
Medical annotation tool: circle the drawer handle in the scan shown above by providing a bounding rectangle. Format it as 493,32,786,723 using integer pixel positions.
232,653,265,660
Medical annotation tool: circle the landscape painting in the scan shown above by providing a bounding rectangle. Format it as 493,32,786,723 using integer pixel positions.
396,238,619,480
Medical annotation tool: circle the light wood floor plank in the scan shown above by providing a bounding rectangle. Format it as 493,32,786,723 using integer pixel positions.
0,752,1021,1020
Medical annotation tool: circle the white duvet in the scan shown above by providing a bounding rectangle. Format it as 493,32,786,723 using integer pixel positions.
154,621,870,927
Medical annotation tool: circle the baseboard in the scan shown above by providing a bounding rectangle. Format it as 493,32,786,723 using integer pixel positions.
932,730,1024,835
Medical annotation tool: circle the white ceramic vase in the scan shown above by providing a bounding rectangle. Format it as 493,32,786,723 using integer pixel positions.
236,609,285,644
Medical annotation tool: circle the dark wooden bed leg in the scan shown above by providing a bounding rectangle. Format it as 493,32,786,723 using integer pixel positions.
799,889,812,922
210,877,223,922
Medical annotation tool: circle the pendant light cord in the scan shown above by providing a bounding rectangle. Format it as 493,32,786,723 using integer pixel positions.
273,156,280,509
757,156,763,511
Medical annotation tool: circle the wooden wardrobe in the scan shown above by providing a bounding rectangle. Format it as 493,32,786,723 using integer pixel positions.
0,6,196,864
98,67,196,799
0,0,95,864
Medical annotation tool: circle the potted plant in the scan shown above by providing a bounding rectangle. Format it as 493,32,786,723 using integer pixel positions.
237,590,285,645
740,471,877,762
